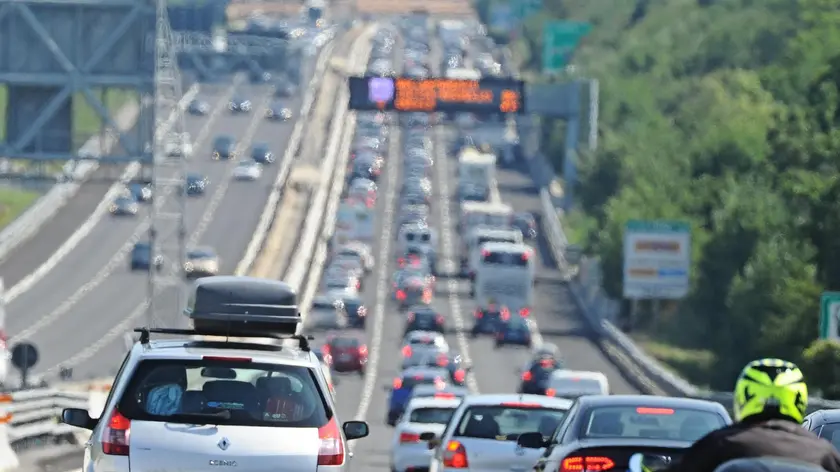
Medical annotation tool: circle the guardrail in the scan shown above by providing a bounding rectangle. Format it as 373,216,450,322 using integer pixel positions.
528,149,840,412
1,388,87,445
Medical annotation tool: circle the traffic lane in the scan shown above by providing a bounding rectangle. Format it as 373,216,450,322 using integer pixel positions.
494,158,641,394
23,85,273,376
199,97,303,274
0,106,150,287
4,82,240,338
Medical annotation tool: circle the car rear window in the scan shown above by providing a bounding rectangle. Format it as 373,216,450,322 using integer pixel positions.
580,406,726,441
118,359,331,428
547,378,605,396
409,407,456,424
330,337,360,348
454,404,569,441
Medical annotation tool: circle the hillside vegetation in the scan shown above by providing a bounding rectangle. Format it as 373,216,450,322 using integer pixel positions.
476,0,840,394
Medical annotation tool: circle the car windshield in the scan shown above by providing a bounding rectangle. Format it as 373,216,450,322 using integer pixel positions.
815,422,840,450
187,249,214,258
117,359,330,427
580,406,726,441
454,404,569,441
330,337,360,349
409,407,456,424
547,378,605,396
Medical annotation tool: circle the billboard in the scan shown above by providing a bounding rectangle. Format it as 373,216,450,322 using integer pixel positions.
622,220,691,300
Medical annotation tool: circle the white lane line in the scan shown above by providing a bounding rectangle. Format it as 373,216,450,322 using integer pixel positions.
434,125,479,394
8,81,243,344
354,118,400,422
40,91,277,373
2,86,201,305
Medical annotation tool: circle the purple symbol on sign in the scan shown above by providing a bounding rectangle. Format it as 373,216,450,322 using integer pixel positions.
368,77,395,104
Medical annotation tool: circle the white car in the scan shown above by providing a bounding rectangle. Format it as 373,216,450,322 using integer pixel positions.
401,331,449,355
165,133,193,157
232,160,263,180
335,243,375,272
308,294,347,330
390,397,461,472
544,370,609,398
321,268,361,294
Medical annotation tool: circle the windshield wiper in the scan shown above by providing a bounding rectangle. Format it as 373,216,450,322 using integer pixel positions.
170,410,232,424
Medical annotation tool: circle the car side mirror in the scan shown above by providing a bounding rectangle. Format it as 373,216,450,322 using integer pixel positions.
62,408,96,430
342,421,369,440
516,432,547,449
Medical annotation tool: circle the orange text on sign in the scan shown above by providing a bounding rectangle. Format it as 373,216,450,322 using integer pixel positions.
392,78,520,112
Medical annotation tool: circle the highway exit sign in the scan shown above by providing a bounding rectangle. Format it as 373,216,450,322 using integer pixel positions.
542,21,592,74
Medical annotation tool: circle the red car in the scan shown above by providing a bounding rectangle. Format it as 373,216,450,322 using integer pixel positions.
324,335,368,375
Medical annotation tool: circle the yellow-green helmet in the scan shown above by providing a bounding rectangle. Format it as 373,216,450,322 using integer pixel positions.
733,358,808,423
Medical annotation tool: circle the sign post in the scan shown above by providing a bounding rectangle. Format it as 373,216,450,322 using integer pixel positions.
819,292,840,340
542,21,592,74
622,220,691,300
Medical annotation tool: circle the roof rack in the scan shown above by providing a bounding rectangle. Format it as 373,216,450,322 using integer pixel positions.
133,328,313,352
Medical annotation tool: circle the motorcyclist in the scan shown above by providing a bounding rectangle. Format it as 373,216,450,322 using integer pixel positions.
663,358,840,472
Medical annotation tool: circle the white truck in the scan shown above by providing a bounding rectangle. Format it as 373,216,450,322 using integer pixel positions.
457,147,496,201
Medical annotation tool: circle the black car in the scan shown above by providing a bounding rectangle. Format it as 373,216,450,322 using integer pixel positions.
495,316,533,348
127,182,152,202
338,295,368,328
212,136,236,159
274,81,296,97
265,101,292,121
228,97,252,112
404,306,444,335
518,395,732,472
513,212,538,240
251,143,275,164
129,241,163,271
187,99,209,115
471,305,505,336
184,173,208,195
518,355,562,395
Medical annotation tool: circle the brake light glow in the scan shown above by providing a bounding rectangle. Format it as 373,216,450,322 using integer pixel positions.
522,251,531,261
402,346,412,357
437,355,449,367
500,402,541,408
399,432,421,443
102,409,130,456
545,388,556,397
481,249,490,258
636,407,675,415
407,312,415,322
454,369,466,383
317,418,345,465
520,307,530,317
521,371,533,382
540,359,554,368
396,290,406,301
202,356,252,362
443,440,469,468
435,392,456,399
561,456,615,471
393,378,403,389
359,345,368,356
436,315,445,325
474,310,483,319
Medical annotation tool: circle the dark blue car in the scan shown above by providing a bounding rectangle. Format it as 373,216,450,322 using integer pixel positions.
495,316,533,348
386,366,450,426
130,242,163,271
184,174,208,196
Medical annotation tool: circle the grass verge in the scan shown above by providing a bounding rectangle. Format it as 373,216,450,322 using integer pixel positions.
632,334,717,388
0,187,40,230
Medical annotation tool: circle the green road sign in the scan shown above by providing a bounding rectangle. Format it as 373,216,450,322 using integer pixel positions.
542,21,592,73
820,292,840,340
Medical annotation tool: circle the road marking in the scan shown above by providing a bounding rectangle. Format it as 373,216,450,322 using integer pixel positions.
9,80,245,344
2,85,203,305
40,91,276,373
248,188,303,279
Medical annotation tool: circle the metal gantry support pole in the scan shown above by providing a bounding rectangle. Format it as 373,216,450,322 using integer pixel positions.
147,0,188,327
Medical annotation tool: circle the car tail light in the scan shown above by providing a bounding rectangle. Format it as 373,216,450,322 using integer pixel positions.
636,407,674,415
545,388,556,397
436,315,445,325
474,309,483,318
454,369,466,383
481,249,490,258
500,402,542,408
317,418,345,465
0,330,7,349
399,432,421,443
520,307,530,317
396,290,406,301
443,440,469,468
435,392,456,399
561,456,615,472
522,250,532,261
407,312,415,322
359,345,368,356
521,371,533,382
355,280,361,289
393,378,403,389
402,346,412,357
102,409,131,456
437,355,449,367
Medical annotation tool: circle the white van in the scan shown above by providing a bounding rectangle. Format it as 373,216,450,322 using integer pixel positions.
457,147,496,201
463,227,523,278
473,242,535,309
544,370,609,398
459,201,513,233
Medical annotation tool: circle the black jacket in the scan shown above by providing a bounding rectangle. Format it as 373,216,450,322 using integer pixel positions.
665,415,840,472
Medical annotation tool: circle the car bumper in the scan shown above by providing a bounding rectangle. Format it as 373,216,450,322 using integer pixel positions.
333,358,365,372
392,445,434,472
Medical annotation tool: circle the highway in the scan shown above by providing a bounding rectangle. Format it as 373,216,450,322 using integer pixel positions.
300,21,643,472
4,56,315,381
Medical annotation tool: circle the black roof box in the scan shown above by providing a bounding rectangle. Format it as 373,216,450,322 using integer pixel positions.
185,276,300,336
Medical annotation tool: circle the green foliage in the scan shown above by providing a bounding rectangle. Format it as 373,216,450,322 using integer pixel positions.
516,0,840,392
801,340,840,399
